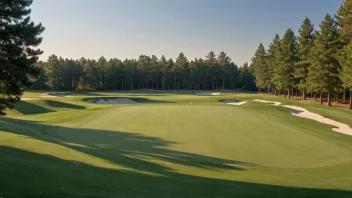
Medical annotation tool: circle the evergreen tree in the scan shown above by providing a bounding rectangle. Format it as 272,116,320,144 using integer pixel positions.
217,51,231,89
336,0,352,108
45,55,62,90
267,34,281,94
97,56,107,90
239,63,255,91
295,17,315,100
205,51,218,89
337,43,352,109
336,0,352,42
307,14,340,106
274,29,297,99
0,0,45,114
251,44,269,92
174,53,189,89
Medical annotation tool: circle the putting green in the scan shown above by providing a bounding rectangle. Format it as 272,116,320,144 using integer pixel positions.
64,105,350,168
1,91,352,197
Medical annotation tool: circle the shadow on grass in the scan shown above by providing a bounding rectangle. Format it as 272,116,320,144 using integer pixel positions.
82,97,176,104
14,101,55,115
44,100,86,110
0,117,351,197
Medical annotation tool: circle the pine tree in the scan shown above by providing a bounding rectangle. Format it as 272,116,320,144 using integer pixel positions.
97,57,107,90
336,0,352,43
295,17,315,100
0,0,45,114
174,53,188,89
336,0,352,109
251,44,268,92
337,43,352,109
45,55,62,90
217,51,231,89
205,51,218,89
274,29,297,99
267,34,281,94
307,14,340,106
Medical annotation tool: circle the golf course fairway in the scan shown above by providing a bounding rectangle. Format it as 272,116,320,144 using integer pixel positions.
1,91,352,197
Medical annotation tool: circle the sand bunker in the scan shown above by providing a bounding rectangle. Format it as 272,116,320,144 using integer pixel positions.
87,98,140,105
196,92,221,96
253,99,281,106
253,99,352,136
221,100,247,106
21,98,37,101
40,92,71,98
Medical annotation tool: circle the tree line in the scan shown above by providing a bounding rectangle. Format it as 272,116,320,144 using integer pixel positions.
250,0,352,109
32,52,256,92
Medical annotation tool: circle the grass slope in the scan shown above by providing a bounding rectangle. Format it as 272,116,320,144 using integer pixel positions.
1,91,352,197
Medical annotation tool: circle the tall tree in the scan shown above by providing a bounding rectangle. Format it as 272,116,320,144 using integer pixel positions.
307,14,340,106
217,51,231,89
45,55,61,90
0,0,45,114
239,63,254,91
251,44,269,92
97,57,107,90
295,17,315,100
205,51,218,89
174,53,188,89
336,0,352,109
267,34,281,94
337,43,352,109
274,29,297,99
336,0,352,43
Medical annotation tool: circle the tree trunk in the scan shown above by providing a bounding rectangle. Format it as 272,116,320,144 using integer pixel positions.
320,92,323,105
327,92,331,106
349,91,352,110
303,89,306,100
103,72,105,91
336,94,339,104
343,90,346,103
314,93,317,101
288,89,291,99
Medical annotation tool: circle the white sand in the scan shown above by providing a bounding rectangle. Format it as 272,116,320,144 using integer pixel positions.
21,98,37,101
87,98,140,105
253,99,281,106
253,99,352,136
40,93,71,98
221,100,247,106
196,92,221,96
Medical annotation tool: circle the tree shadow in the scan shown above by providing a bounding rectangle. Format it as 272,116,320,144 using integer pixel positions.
1,117,352,197
44,100,86,110
14,101,55,115
82,97,176,104
133,97,176,104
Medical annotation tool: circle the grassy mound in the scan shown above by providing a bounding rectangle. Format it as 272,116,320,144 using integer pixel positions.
1,91,352,197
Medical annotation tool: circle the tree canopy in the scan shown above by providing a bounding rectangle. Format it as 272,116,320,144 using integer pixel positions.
0,0,45,114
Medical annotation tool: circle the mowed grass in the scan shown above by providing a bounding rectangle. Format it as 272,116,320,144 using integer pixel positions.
1,91,352,197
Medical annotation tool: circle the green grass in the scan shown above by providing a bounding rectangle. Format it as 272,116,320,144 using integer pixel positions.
1,91,352,197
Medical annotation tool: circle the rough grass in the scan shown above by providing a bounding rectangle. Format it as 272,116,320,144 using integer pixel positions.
1,91,352,197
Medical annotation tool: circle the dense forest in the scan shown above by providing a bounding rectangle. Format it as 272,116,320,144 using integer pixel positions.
32,52,255,92
250,0,352,109
20,0,352,111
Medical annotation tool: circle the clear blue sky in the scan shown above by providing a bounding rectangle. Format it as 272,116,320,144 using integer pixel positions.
30,0,343,66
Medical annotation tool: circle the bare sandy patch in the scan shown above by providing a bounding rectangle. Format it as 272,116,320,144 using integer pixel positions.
40,92,72,98
87,98,140,105
221,100,247,106
253,99,352,136
253,99,281,106
196,92,221,96
21,98,38,101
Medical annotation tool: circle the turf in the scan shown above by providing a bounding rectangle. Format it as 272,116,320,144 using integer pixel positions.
1,91,352,197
